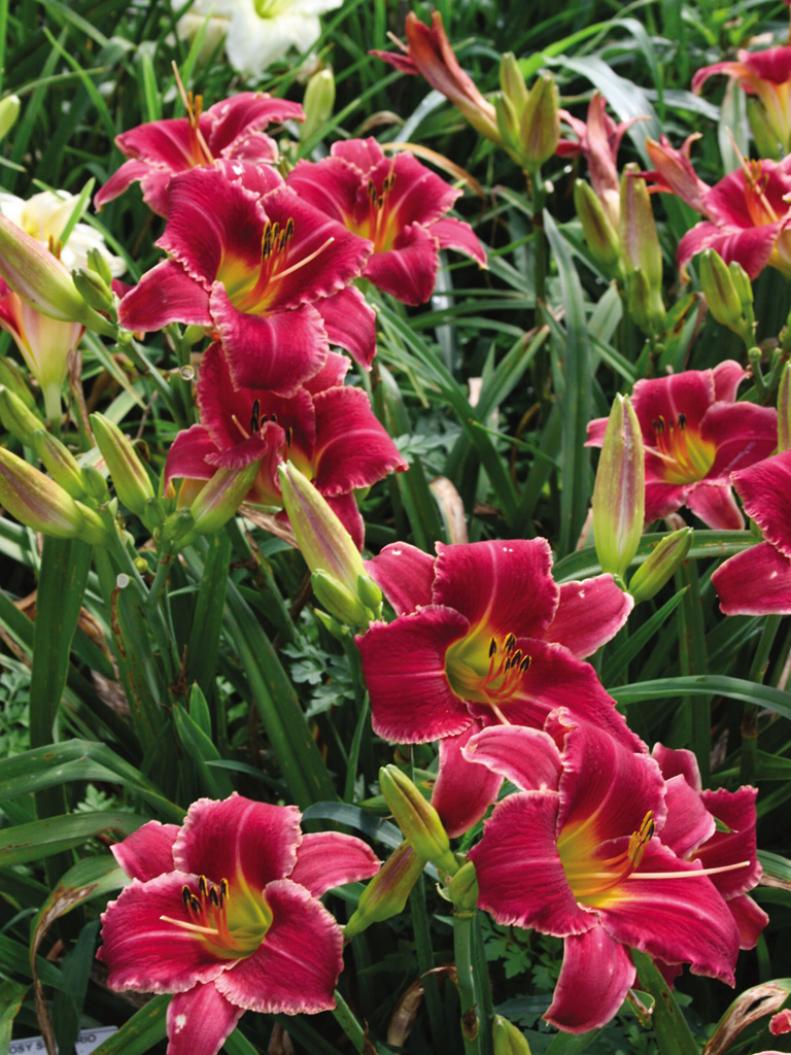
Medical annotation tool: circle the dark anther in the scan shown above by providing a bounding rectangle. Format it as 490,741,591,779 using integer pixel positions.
677,413,686,429
488,638,497,657
208,887,220,907
505,633,516,652
220,878,230,899
520,656,532,672
182,885,192,907
190,895,201,913
285,426,294,447
198,875,208,898
250,398,261,433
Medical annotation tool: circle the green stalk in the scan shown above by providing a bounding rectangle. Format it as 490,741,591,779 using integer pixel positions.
409,881,445,1047
453,910,481,1055
742,615,782,782
675,559,710,782
331,990,367,1053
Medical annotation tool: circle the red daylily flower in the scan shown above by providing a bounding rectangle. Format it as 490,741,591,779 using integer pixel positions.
558,92,638,227
164,343,406,547
371,12,499,143
712,450,791,614
119,166,375,393
287,139,486,306
646,137,791,277
98,793,379,1055
96,92,303,216
693,47,791,150
356,539,634,836
586,361,776,529
466,713,746,1034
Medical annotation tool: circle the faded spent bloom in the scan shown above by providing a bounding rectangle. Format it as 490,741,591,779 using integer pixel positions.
99,793,379,1055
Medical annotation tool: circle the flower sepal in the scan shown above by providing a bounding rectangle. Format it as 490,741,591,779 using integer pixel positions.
628,527,693,603
345,841,424,938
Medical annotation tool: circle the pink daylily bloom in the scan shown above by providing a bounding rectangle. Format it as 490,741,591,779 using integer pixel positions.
558,92,639,227
586,361,777,529
287,139,486,306
646,137,791,277
356,539,634,836
770,1009,791,1035
713,450,791,614
164,342,406,547
693,47,791,149
0,277,82,399
466,714,745,1034
99,794,379,1055
96,92,303,216
119,167,374,393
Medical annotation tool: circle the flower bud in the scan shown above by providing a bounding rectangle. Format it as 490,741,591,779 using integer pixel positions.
493,1015,532,1055
32,429,86,498
499,53,528,117
747,97,782,158
574,179,620,275
0,359,36,409
620,165,663,289
311,570,369,630
90,412,154,518
448,860,478,913
699,249,746,338
778,362,791,452
72,267,116,318
628,526,693,602
0,447,105,543
0,95,21,143
86,246,114,288
518,74,559,169
344,842,423,939
0,385,44,445
278,461,366,592
495,94,522,159
623,267,665,336
188,461,260,537
357,572,382,613
592,394,645,579
0,213,89,323
301,68,336,143
728,259,755,317
379,765,457,875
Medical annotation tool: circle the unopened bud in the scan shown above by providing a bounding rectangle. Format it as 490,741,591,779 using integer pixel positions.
357,572,382,613
574,179,620,275
0,213,89,323
699,250,747,339
592,394,645,579
90,412,154,517
0,447,105,543
73,267,116,317
0,385,44,445
499,53,528,117
779,362,791,452
519,74,559,168
278,461,366,592
495,94,522,158
493,1015,532,1055
624,267,665,336
189,461,259,536
628,526,693,603
86,246,114,287
0,359,36,409
311,569,369,630
0,95,21,142
620,165,663,288
448,860,478,913
301,68,335,142
380,765,457,875
32,429,86,498
345,842,424,938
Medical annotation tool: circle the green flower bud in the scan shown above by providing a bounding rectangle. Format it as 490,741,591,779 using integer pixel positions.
0,359,36,410
357,572,383,614
448,860,478,913
301,68,336,143
493,1015,532,1055
592,394,645,579
495,94,522,158
0,95,21,142
32,429,86,498
86,246,114,287
72,267,116,317
0,447,105,543
311,569,369,630
188,461,260,537
90,412,154,518
624,267,666,336
778,361,791,452
345,842,424,938
499,53,528,117
379,765,457,875
81,463,110,502
628,527,693,603
574,179,621,276
620,165,663,289
0,385,44,445
518,74,559,169
0,213,89,323
699,250,745,337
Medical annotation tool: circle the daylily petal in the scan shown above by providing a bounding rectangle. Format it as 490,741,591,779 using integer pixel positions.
375,152,459,229
544,927,636,1034
98,871,228,993
652,743,702,790
173,793,301,891
696,786,762,899
678,220,780,279
644,481,688,523
314,286,376,369
210,287,327,396
287,157,364,224
112,821,180,881
702,402,777,479
303,351,350,395
356,605,472,743
364,224,439,306
728,894,769,950
95,159,157,210
215,879,342,1014
470,790,596,936
140,169,175,217
685,481,744,529
713,360,748,403
167,983,243,1055
431,539,558,641
543,575,633,658
431,726,504,837
463,724,563,792
365,541,435,615
331,138,386,172
116,117,209,169
119,260,211,332
732,451,791,559
430,216,487,267
713,542,791,615
632,369,715,437
312,386,406,496
207,93,304,156
289,833,380,897
164,426,218,492
660,774,716,857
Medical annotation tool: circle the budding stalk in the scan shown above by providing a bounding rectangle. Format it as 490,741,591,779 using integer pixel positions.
344,842,424,938
379,765,457,875
628,527,693,603
90,412,154,518
592,394,645,579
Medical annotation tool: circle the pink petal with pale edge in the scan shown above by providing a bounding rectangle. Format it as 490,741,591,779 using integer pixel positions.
173,793,301,891
431,538,557,642
713,360,748,402
95,159,155,209
659,774,716,857
207,93,304,155
730,894,769,951
696,785,762,899
678,221,779,278
585,416,607,447
167,983,243,1055
119,261,211,333
364,224,439,306
632,368,715,436
703,402,777,479
713,542,791,615
287,157,362,224
116,118,207,168
356,605,472,743
98,871,228,993
685,481,744,530
770,1008,791,1036
543,575,632,658
312,386,406,496
331,137,386,172
365,541,435,615
164,426,217,491
470,791,596,936
374,152,459,230
733,451,791,559
600,841,740,984
215,879,342,1014
140,169,174,216
210,287,327,397
544,927,636,1034
430,217,487,267
111,820,179,881
463,724,562,792
314,286,376,369
652,743,702,790
644,481,687,523
289,832,380,897
431,725,503,837
303,351,350,395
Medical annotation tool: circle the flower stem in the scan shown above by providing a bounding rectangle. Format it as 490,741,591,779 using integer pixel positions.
453,910,481,1055
42,382,61,432
332,990,367,1053
742,614,781,781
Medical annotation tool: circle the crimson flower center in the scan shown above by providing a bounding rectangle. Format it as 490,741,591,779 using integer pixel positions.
445,631,531,713
352,169,399,252
160,874,272,960
558,811,654,909
650,413,715,484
